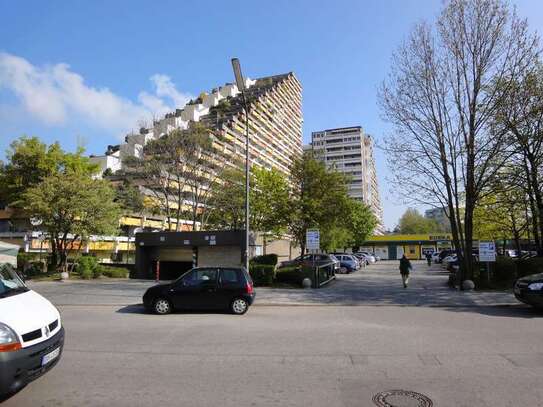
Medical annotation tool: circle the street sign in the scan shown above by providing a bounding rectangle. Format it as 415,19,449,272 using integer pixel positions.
306,229,320,251
479,241,496,262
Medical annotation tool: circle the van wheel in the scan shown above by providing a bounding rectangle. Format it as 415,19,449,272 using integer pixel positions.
153,298,172,315
231,298,249,315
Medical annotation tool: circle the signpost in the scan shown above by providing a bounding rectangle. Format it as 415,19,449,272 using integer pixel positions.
479,241,496,262
306,229,320,251
479,241,496,284
306,229,320,288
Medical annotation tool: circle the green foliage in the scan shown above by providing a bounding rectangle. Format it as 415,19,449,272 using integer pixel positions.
398,208,439,234
23,172,120,238
516,257,543,278
77,256,101,279
100,266,130,278
207,166,290,239
492,257,517,284
249,264,275,286
288,152,352,252
0,136,99,207
123,125,216,231
206,168,245,229
250,167,291,238
16,251,36,270
251,254,278,266
473,184,529,242
115,179,145,214
275,266,313,286
23,172,120,271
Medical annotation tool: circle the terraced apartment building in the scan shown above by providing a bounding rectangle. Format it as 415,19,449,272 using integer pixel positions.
309,126,384,234
90,72,304,231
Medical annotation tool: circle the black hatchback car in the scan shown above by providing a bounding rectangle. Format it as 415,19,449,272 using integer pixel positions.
514,272,543,308
143,267,255,315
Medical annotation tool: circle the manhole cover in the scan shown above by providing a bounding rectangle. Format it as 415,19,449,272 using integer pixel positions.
372,390,433,407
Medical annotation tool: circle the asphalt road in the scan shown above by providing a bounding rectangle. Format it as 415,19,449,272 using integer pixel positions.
5,261,542,406
27,260,518,307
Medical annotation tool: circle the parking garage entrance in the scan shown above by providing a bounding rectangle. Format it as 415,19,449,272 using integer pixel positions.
135,230,245,280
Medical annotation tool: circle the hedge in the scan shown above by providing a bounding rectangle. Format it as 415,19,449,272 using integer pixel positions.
251,254,278,266
275,265,314,286
516,257,543,278
250,264,275,286
100,266,130,278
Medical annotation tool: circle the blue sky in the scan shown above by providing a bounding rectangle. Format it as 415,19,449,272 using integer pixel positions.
1,0,542,229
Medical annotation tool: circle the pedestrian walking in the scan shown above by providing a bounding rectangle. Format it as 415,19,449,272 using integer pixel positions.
425,251,432,267
399,254,412,288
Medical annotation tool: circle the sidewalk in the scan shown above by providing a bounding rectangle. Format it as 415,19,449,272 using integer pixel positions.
27,261,519,307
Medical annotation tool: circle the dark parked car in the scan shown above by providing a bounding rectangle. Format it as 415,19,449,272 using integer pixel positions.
278,254,340,272
514,273,543,308
143,267,255,315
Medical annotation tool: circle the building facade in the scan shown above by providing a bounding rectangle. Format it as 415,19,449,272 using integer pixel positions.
93,72,303,179
309,126,384,234
361,233,453,260
1,72,304,268
91,72,304,233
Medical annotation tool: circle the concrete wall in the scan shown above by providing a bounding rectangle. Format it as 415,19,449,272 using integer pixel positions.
197,246,242,268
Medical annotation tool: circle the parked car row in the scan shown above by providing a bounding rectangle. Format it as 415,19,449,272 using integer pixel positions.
276,251,380,275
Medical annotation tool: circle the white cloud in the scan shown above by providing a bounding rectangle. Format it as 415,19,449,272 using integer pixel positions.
149,74,191,107
0,52,192,137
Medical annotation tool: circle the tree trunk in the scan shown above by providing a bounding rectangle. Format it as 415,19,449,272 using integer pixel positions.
524,155,542,254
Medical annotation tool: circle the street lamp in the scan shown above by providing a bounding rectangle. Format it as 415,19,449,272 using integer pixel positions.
231,58,250,272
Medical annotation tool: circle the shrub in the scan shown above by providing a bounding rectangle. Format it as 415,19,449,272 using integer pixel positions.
77,256,100,279
16,252,36,271
516,257,543,278
251,254,279,266
25,261,46,277
275,265,314,286
250,264,275,286
100,266,129,278
492,257,517,283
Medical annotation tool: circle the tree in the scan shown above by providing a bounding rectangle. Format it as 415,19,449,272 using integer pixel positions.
206,168,246,230
249,167,291,253
289,153,352,254
0,136,98,207
494,68,543,254
22,172,120,272
322,199,377,252
379,0,538,282
206,166,291,253
124,124,217,231
397,208,439,234
473,179,530,253
114,179,145,215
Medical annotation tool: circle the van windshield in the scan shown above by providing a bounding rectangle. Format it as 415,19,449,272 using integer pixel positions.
0,264,28,298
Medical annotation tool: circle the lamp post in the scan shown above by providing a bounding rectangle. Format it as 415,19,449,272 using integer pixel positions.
231,58,250,272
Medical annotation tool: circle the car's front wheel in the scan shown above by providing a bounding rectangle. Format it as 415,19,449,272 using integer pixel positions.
153,298,172,315
231,298,249,315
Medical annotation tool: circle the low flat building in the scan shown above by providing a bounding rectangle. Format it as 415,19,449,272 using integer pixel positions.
360,234,453,260
135,230,246,280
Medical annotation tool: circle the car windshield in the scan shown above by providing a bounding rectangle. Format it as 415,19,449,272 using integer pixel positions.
0,264,28,298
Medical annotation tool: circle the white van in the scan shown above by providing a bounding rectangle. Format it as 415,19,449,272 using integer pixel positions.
0,264,64,397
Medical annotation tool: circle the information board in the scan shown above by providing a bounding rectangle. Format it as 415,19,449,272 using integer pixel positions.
479,241,496,262
306,229,320,251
